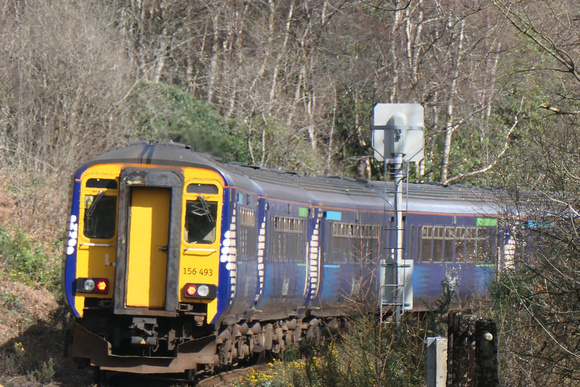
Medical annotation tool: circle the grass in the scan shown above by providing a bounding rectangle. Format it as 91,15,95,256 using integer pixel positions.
0,226,61,292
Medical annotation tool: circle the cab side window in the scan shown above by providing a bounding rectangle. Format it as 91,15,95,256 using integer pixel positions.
83,179,117,239
185,183,219,244
185,199,218,244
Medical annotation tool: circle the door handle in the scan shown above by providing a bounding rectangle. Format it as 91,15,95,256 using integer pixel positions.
159,246,168,252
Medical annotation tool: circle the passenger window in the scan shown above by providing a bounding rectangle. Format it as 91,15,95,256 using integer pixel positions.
478,227,497,263
408,225,415,261
432,226,444,261
443,227,455,261
464,227,478,261
185,197,218,244
421,226,433,262
238,208,257,261
455,227,466,261
84,193,117,239
271,216,306,263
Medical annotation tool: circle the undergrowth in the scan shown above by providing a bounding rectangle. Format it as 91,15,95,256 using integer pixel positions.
0,341,57,386
0,226,61,292
236,311,446,387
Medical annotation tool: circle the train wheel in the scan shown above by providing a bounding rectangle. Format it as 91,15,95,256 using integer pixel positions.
242,349,264,366
218,338,234,369
93,367,110,387
185,369,197,386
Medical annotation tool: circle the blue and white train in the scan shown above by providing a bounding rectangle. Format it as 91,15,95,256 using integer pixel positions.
63,142,513,378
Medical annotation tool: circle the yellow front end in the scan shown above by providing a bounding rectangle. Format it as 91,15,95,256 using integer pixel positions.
74,164,224,324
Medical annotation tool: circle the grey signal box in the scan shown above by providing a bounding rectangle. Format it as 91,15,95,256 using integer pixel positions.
372,103,424,163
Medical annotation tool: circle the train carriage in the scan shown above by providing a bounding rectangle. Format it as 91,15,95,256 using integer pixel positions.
397,185,503,307
64,142,509,378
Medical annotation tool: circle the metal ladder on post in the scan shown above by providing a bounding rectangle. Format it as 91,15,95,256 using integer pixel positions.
379,162,413,323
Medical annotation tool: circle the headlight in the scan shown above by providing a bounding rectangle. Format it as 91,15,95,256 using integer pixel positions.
197,285,210,297
84,279,95,291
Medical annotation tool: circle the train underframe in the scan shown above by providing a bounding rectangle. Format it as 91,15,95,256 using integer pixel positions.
71,309,341,379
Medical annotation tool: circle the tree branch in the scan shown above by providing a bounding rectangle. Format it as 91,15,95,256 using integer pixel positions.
442,96,524,185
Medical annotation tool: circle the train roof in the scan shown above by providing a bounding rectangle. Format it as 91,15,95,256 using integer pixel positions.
225,165,385,210
83,141,223,170
80,141,259,193
225,156,504,216
367,180,504,215
81,142,505,215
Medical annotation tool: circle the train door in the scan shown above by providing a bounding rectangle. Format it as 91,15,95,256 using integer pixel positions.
114,168,183,316
125,187,170,309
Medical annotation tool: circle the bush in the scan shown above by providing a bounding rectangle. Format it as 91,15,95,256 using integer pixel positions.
127,82,250,163
0,227,60,292
238,312,445,387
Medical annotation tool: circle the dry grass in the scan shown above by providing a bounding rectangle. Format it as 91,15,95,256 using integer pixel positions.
0,275,93,386
0,173,92,386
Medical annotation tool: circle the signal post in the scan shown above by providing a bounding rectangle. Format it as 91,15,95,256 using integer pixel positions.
371,103,424,322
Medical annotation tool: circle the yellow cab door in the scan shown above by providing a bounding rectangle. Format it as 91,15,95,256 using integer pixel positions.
114,167,183,315
126,187,170,308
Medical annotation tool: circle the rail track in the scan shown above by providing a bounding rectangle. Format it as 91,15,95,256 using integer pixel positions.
196,364,271,387
91,363,271,386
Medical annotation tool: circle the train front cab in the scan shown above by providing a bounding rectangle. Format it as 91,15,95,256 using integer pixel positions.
66,163,227,374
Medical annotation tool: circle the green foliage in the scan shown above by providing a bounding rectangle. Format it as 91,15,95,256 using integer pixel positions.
1,342,26,375
331,86,375,176
488,222,580,385
0,227,60,291
244,114,325,173
26,358,56,385
235,359,302,387
238,312,445,387
1,292,22,311
128,82,250,163
486,81,554,187
489,270,530,311
0,341,56,385
127,81,328,172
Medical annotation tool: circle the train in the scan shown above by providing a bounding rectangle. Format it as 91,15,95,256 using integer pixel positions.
63,141,515,380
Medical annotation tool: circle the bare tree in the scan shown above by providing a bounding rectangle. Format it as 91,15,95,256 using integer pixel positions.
481,1,580,384
0,0,132,237
382,0,520,184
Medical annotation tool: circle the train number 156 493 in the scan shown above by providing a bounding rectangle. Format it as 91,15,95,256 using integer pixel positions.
183,268,214,276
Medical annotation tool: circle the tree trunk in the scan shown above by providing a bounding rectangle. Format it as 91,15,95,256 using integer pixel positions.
440,19,465,185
